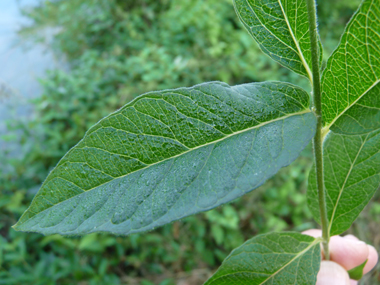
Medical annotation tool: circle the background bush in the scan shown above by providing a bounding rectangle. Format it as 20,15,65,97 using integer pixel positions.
2,0,378,284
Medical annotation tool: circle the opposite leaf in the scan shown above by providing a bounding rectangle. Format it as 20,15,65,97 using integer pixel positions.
307,128,380,236
204,232,321,285
233,0,322,80
14,81,316,236
322,0,380,129
308,0,380,236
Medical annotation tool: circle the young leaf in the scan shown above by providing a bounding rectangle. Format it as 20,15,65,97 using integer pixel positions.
233,0,322,80
307,128,380,236
13,81,316,236
348,259,368,280
322,0,380,129
204,232,321,285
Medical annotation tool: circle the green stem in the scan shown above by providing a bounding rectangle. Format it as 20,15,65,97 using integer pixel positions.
305,0,330,260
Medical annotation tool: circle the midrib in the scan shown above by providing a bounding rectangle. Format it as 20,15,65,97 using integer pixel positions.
68,109,311,193
278,0,313,82
17,109,312,225
327,134,368,235
258,238,321,285
325,79,380,133
207,238,321,285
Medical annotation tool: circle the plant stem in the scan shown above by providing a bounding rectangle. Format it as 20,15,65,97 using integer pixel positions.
305,0,330,260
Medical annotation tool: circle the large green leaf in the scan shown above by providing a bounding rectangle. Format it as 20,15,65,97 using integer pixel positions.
322,0,380,129
204,232,321,285
14,81,316,235
233,0,322,80
307,128,380,236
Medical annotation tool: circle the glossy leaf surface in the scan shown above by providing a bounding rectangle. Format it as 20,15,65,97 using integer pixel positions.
322,0,380,128
14,81,316,235
233,0,322,80
204,232,321,285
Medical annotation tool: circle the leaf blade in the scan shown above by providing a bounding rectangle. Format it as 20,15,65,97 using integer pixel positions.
329,82,380,135
14,81,316,235
233,0,322,79
307,129,380,236
204,232,321,285
322,0,380,128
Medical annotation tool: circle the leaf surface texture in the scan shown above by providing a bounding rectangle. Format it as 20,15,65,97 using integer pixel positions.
233,0,322,79
204,232,321,285
14,81,316,235
322,0,380,128
307,129,380,236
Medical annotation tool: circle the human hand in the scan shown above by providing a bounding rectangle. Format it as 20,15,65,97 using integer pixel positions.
303,229,378,285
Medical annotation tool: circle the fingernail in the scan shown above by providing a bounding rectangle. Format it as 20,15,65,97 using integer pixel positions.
343,234,359,241
352,240,366,245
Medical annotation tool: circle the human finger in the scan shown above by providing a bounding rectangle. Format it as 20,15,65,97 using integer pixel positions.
316,261,350,285
329,235,369,271
302,229,322,238
363,245,378,274
342,235,378,274
343,234,359,241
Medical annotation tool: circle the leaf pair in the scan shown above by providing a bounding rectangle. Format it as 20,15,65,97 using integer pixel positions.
14,0,320,238
14,0,323,283
307,0,380,236
225,1,380,282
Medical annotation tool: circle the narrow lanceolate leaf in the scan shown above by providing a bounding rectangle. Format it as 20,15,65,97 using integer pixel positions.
233,0,322,80
13,81,316,236
322,0,380,129
204,232,321,285
307,128,380,236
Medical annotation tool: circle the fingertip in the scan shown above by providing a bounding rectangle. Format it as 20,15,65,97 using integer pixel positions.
317,261,350,285
344,234,359,241
363,244,378,274
330,235,369,271
303,229,322,238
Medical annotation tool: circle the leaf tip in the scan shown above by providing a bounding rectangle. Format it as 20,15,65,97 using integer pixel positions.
347,259,368,280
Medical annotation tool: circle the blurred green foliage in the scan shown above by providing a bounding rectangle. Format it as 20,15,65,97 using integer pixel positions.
2,0,378,284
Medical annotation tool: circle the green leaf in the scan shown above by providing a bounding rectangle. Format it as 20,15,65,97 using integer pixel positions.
308,0,380,236
13,81,316,235
329,83,380,135
204,232,321,285
348,259,368,280
233,0,322,80
322,0,380,129
307,128,380,236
